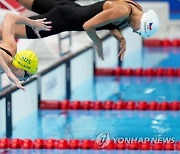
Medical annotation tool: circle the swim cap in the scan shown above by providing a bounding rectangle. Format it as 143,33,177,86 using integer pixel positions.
139,10,160,38
12,50,38,75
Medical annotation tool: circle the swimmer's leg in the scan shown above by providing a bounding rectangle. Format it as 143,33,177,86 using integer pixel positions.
16,0,34,11
17,0,56,14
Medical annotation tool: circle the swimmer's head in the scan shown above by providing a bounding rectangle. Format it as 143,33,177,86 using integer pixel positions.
12,50,38,80
135,10,160,38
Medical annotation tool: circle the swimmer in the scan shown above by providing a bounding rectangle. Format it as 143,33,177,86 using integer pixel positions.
0,13,51,90
12,0,159,60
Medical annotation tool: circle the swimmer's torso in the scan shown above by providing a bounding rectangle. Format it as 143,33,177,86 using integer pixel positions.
32,0,117,31
26,0,139,38
0,42,16,57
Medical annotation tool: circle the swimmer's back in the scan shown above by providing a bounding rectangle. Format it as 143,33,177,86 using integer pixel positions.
56,1,105,31
26,1,118,38
32,0,104,15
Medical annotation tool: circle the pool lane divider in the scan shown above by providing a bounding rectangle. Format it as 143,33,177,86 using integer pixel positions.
39,100,180,110
0,138,179,150
144,39,180,47
0,138,180,150
95,67,180,76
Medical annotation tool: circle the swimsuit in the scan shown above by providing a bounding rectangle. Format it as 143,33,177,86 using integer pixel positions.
26,0,140,39
0,46,12,57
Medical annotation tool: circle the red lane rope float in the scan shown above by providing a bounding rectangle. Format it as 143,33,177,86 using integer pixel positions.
95,67,180,76
0,138,180,150
144,39,180,47
39,100,180,110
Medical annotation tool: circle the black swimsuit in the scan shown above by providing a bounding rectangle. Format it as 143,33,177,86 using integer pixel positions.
26,0,139,39
0,46,12,57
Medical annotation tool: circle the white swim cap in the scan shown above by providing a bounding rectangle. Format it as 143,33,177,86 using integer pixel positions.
139,10,160,38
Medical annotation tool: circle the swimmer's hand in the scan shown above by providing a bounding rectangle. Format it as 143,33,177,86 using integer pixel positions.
6,69,25,90
32,18,52,38
95,39,104,60
14,80,25,91
7,74,25,91
118,37,126,61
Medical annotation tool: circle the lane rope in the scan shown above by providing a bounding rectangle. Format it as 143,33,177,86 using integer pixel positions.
0,138,179,150
39,100,180,110
95,67,180,76
144,39,180,47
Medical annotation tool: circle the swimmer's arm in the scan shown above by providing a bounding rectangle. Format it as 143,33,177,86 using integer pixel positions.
83,26,104,60
110,29,126,61
11,13,52,35
2,13,51,41
6,13,36,27
4,13,51,29
110,29,124,41
83,6,129,60
0,54,25,90
83,5,129,29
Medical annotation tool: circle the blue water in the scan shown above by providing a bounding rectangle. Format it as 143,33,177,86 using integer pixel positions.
2,47,180,153
72,76,180,102
12,110,180,141
72,47,180,101
143,47,180,68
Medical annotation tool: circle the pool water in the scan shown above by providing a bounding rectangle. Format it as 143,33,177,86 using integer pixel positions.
2,47,180,154
72,47,180,101
72,76,180,102
12,110,180,140
143,47,180,68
